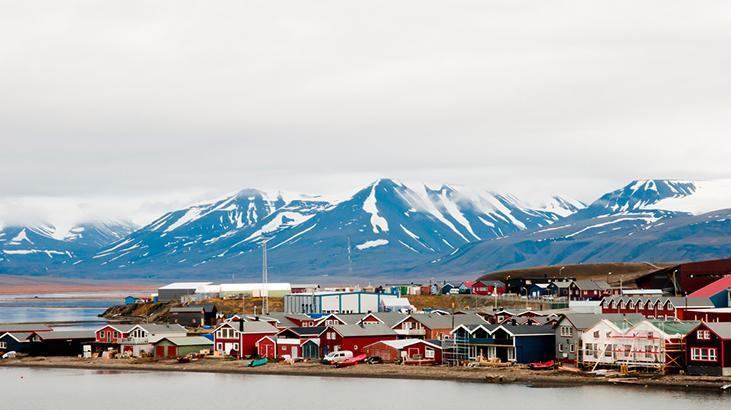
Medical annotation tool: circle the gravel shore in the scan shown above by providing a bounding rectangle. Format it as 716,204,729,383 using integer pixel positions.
2,356,730,393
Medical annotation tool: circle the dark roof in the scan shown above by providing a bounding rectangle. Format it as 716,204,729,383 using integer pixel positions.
0,324,52,333
34,330,96,340
499,324,555,336
332,324,397,337
283,326,327,336
0,332,33,342
170,303,216,313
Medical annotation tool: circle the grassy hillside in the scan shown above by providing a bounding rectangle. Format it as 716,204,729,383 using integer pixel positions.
477,262,673,286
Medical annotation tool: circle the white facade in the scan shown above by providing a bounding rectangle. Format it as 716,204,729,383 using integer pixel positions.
284,292,398,314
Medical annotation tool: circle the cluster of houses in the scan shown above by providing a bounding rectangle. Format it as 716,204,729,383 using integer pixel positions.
3,271,731,377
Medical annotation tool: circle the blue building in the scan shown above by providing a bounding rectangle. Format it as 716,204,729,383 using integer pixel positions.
451,324,555,363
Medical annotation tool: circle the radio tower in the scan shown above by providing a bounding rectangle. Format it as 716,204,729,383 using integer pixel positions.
262,239,269,315
347,236,352,274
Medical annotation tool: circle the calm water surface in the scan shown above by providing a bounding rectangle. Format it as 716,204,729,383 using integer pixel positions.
0,367,727,410
0,292,122,325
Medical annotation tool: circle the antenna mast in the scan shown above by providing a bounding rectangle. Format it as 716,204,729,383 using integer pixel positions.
262,239,269,315
347,236,352,274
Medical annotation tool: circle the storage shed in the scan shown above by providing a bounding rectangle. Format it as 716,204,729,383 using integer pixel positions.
153,336,213,358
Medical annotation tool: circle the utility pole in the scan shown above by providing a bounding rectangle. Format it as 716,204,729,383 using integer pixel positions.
347,236,352,274
262,239,269,315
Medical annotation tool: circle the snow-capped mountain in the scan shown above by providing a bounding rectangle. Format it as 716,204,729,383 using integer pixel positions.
82,179,577,278
432,179,731,276
5,177,731,280
0,221,136,269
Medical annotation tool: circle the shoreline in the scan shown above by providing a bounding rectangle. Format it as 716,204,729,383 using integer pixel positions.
2,357,729,393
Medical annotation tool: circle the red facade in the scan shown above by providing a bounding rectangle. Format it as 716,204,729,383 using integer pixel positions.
95,326,129,344
363,341,442,364
256,337,277,358
320,328,398,355
683,323,731,376
601,299,678,319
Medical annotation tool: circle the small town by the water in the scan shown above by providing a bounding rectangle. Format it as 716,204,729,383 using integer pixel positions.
3,258,731,395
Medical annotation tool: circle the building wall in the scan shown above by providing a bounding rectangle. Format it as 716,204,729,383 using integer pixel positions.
555,320,581,363
158,288,196,302
684,324,726,376
515,335,554,364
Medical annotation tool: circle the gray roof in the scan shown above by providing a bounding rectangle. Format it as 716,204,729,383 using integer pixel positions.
559,313,645,330
101,324,137,333
410,313,486,330
550,281,572,289
573,280,611,291
0,324,52,333
363,312,409,327
332,324,397,337
0,332,33,342
220,320,279,334
706,322,731,339
36,330,96,340
601,296,714,308
500,324,555,336
137,323,188,334
171,303,216,313
155,336,213,346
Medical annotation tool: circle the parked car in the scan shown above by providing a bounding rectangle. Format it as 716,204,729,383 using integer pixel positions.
2,351,17,359
365,356,383,364
321,350,353,364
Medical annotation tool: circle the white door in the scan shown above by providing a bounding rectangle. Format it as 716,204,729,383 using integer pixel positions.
292,346,299,358
224,343,235,354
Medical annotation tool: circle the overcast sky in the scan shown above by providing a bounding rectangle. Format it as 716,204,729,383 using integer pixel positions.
2,1,731,227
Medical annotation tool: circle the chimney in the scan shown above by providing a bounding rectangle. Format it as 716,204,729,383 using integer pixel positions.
239,319,244,332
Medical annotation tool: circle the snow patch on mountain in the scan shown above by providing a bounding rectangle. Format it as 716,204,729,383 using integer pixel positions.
363,181,389,234
356,239,389,250
648,179,731,215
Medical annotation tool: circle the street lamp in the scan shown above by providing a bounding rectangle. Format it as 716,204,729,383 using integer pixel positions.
607,271,612,285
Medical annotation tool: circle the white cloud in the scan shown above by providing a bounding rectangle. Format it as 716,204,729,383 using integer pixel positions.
1,0,730,224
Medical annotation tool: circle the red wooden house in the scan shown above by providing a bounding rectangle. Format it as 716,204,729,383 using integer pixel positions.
683,322,731,376
601,296,714,319
213,320,279,358
95,324,135,345
363,339,442,365
471,280,506,296
320,324,398,355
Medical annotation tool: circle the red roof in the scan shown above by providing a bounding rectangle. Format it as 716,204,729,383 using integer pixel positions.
462,280,476,287
689,275,731,297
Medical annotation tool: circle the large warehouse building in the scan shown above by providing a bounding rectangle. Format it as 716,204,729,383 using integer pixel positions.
284,291,398,314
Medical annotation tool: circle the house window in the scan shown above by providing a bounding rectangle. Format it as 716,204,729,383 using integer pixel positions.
560,326,573,337
570,344,575,353
593,331,600,338
605,344,613,357
691,347,718,362
234,343,239,351
353,345,359,351
0,342,6,349
425,348,435,358
697,330,711,340
282,346,287,351
216,343,223,351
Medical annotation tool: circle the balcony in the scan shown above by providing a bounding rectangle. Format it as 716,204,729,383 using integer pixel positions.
394,328,426,336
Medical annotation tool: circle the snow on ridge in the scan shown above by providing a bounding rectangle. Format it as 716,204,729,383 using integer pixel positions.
363,181,389,234
243,211,315,242
9,229,33,245
647,179,731,215
355,239,389,250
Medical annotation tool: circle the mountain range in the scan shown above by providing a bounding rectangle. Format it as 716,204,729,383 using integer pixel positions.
2,178,731,281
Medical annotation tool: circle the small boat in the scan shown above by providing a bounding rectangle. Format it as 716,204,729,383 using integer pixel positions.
177,357,191,363
529,360,555,370
248,358,268,367
335,354,367,368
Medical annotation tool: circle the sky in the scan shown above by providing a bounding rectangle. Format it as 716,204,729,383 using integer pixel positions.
1,0,731,228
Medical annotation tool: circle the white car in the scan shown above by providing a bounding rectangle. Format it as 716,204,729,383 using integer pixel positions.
2,351,17,359
322,350,353,364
